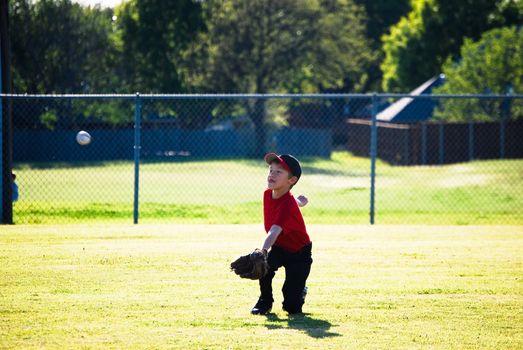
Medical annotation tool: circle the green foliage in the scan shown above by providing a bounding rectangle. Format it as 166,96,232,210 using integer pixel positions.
7,0,522,100
9,0,117,93
353,0,411,91
183,0,372,94
78,99,135,125
381,0,431,92
39,110,58,129
438,27,522,95
312,0,377,92
115,0,206,93
434,27,523,122
381,0,522,92
355,0,411,43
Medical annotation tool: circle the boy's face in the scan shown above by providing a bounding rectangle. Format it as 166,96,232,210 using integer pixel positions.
267,162,297,191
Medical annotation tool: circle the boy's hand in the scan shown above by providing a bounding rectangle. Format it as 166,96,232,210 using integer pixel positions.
230,248,269,280
296,195,308,207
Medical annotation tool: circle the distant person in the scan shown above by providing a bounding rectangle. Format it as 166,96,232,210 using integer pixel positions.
12,173,19,202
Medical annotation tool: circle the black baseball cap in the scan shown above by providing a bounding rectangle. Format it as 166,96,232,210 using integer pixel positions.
264,153,302,181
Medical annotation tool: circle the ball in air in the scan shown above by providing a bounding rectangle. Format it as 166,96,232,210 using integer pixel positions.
76,130,91,145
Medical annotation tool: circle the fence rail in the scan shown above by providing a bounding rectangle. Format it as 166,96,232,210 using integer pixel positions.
1,93,522,225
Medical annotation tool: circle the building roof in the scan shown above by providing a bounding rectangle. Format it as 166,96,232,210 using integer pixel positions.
377,74,446,123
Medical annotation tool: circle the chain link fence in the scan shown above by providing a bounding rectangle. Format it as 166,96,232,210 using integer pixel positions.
1,94,522,225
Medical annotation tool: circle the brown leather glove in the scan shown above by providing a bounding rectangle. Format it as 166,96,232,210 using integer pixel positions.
230,248,269,280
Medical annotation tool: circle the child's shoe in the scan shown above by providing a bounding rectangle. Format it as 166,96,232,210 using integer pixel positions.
251,298,272,315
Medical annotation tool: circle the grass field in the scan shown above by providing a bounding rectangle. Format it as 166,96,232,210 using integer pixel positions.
1,224,522,349
12,152,523,225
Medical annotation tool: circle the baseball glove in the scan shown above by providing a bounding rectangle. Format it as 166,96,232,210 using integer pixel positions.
230,248,269,280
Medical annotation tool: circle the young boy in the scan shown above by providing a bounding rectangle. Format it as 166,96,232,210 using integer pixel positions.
251,153,313,315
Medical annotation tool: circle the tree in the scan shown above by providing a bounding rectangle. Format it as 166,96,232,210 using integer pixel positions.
10,0,116,94
187,0,371,94
182,0,372,156
381,0,523,92
115,0,206,93
9,0,129,129
433,27,522,122
353,0,411,91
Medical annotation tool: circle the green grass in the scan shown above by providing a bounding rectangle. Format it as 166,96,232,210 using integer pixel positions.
12,152,523,224
1,224,522,349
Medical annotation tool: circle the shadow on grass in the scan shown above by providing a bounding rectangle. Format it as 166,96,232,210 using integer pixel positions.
264,313,341,339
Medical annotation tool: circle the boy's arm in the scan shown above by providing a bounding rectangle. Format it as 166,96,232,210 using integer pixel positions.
261,225,282,252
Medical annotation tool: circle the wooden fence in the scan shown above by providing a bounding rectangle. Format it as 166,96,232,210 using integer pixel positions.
347,119,523,165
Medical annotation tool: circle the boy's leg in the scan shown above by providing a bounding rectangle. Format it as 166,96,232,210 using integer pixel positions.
252,248,284,315
282,244,312,314
281,261,311,314
251,269,275,315
258,269,276,303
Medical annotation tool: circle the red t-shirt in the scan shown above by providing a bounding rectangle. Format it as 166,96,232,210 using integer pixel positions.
264,189,311,253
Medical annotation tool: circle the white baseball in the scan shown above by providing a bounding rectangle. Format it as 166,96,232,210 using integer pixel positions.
76,130,91,145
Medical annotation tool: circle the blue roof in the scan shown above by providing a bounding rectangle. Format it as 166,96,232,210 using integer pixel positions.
377,74,446,123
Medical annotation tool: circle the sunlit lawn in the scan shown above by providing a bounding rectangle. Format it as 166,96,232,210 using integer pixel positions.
1,224,522,349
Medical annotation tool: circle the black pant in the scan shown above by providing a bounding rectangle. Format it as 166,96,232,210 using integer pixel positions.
259,243,312,313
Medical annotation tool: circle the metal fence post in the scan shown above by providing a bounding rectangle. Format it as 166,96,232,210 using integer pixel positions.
1,17,14,224
133,93,142,224
369,94,378,225
0,93,2,223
